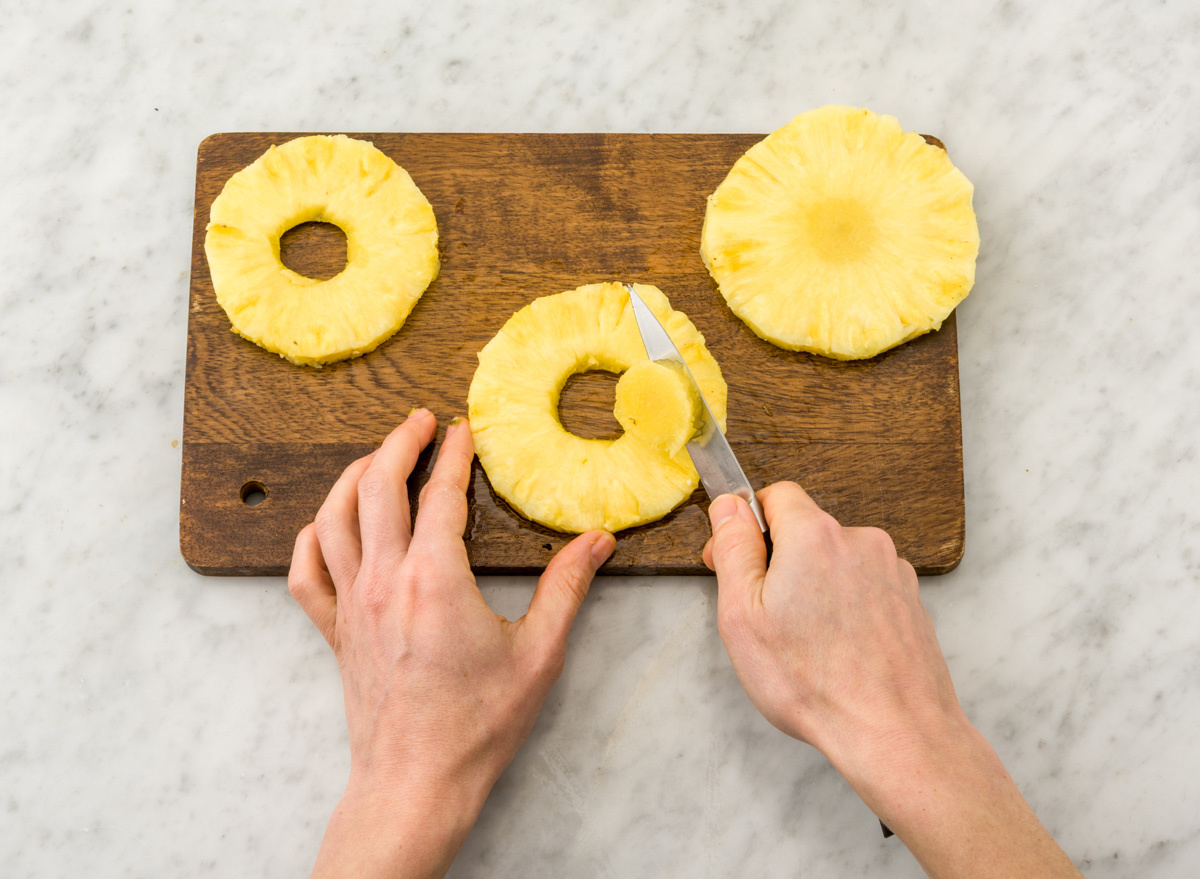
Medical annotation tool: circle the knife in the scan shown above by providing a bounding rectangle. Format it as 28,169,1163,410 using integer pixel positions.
623,283,895,841
622,283,770,551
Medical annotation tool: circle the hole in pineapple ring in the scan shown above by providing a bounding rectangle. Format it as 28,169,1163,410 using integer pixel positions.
557,370,624,440
279,221,349,281
240,480,268,506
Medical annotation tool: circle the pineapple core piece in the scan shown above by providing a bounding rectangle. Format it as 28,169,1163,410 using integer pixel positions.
701,105,979,360
469,282,727,534
205,134,439,367
614,360,702,456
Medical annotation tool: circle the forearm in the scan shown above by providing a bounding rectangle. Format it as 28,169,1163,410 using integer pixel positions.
311,770,493,879
831,710,1082,879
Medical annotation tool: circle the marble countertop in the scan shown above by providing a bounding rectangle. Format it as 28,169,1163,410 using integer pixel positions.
3,1,1198,875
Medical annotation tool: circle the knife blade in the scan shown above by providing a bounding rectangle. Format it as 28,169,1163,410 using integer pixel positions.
622,283,769,539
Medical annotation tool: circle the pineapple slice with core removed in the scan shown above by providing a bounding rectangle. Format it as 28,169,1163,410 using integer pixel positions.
468,282,726,534
205,134,439,367
701,105,979,360
614,360,702,457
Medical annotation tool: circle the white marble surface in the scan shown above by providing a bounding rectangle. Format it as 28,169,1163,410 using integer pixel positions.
2,0,1198,875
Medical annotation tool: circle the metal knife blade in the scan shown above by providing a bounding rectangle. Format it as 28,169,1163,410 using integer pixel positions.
623,284,769,534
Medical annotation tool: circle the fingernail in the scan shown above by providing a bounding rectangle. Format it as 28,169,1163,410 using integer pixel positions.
590,532,615,567
709,494,740,530
449,416,462,426
407,407,431,422
737,500,760,524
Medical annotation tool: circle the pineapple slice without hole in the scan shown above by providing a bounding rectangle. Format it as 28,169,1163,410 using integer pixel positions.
204,134,439,367
700,106,979,360
468,282,726,534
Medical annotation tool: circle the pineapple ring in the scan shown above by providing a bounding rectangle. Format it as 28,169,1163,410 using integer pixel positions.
701,105,980,360
468,282,727,534
205,134,439,367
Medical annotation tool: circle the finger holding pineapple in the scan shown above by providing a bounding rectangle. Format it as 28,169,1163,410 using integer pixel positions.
287,409,615,878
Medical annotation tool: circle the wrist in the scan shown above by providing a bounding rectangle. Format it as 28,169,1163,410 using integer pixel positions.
830,706,988,806
823,703,1003,831
312,768,494,879
827,708,1083,878
828,707,1041,864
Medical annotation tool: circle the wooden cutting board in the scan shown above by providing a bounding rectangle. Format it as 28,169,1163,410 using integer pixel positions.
181,132,964,576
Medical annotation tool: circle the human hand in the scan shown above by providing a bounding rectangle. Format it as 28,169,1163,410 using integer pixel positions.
703,483,1082,879
702,481,958,766
288,410,615,879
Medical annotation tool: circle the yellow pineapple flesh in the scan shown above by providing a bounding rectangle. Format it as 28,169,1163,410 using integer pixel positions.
700,105,979,360
468,282,726,534
614,360,702,456
205,134,439,367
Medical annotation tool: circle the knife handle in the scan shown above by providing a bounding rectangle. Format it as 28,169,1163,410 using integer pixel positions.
749,494,772,565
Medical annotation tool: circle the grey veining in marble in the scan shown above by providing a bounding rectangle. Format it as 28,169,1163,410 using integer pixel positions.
2,0,1199,876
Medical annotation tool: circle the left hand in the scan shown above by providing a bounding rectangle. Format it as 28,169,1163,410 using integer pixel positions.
288,409,615,879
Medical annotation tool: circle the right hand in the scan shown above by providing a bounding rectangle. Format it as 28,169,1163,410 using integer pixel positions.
702,481,961,767
704,483,1084,879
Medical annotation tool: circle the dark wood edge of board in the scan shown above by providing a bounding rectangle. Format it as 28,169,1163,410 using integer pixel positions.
178,430,966,578
195,130,950,158
178,525,964,578
180,558,964,578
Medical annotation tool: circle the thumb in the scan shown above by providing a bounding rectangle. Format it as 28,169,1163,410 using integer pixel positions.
708,494,768,603
522,530,615,655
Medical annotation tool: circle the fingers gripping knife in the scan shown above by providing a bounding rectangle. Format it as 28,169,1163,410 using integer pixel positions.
622,284,895,840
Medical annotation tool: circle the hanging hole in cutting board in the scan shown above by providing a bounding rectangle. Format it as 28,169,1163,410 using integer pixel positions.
241,480,268,507
279,221,348,280
558,370,624,440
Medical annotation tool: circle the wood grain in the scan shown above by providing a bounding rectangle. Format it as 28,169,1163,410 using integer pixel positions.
181,133,965,576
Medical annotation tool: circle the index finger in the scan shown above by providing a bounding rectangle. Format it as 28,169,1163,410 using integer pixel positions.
356,409,438,569
758,481,851,575
409,417,475,561
758,481,825,525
